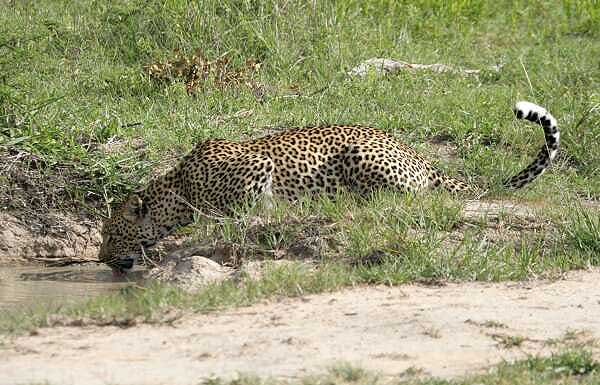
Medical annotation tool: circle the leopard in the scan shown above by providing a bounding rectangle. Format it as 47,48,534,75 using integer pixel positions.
99,101,559,275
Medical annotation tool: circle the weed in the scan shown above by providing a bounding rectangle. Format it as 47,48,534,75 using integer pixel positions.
329,363,369,383
401,366,426,378
526,350,600,376
490,333,526,349
561,205,600,257
481,320,508,329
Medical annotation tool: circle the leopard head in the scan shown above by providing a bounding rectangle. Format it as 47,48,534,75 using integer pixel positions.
99,194,157,276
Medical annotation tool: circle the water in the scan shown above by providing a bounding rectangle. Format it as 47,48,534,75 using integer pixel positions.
0,264,146,310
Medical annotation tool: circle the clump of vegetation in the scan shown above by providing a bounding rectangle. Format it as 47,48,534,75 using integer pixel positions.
561,204,600,257
526,350,600,377
144,49,262,95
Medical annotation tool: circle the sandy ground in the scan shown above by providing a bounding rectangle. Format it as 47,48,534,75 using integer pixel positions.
1,270,600,385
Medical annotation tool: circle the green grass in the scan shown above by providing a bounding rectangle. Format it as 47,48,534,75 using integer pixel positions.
0,197,598,335
1,1,600,333
1,0,599,202
190,350,600,385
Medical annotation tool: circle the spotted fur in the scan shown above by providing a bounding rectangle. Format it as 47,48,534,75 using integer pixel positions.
99,101,559,273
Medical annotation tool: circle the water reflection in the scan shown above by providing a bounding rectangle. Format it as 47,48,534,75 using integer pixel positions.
0,264,146,309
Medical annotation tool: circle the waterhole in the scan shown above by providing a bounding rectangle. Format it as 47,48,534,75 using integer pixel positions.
0,264,146,310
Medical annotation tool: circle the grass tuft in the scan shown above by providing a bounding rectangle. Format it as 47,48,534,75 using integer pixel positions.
526,350,600,377
562,205,600,257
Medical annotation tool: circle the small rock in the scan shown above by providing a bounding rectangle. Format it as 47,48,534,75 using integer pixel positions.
147,255,233,292
348,58,415,77
348,57,500,78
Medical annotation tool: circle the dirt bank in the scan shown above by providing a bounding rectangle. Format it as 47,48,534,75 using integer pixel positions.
0,192,558,265
0,148,103,264
1,269,599,385
0,212,100,264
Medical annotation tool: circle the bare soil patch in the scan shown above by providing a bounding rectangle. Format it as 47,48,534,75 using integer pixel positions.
2,269,599,385
0,148,102,264
0,212,100,264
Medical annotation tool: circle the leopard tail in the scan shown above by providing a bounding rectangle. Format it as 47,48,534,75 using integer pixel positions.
502,101,560,189
432,101,560,193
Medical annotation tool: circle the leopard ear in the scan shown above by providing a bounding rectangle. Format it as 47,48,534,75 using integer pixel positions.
122,194,149,224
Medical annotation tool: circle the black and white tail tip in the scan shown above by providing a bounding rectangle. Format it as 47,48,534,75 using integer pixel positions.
503,101,560,189
513,101,560,161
